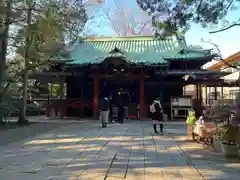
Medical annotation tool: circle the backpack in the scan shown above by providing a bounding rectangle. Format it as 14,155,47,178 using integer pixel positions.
150,103,156,113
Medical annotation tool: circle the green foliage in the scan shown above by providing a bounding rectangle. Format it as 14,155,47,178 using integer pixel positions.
26,103,45,116
210,98,232,123
211,96,240,144
0,0,89,123
136,0,240,35
216,123,238,144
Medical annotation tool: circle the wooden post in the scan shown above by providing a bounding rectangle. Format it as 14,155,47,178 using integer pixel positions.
205,86,208,105
199,84,202,103
196,85,199,100
93,77,99,119
221,87,224,98
140,75,145,119
214,87,217,100
59,76,65,118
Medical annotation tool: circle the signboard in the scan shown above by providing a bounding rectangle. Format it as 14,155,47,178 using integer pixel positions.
171,96,192,107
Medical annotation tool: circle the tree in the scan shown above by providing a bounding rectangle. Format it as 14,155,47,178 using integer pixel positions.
102,0,154,35
0,0,88,124
13,0,88,124
136,0,240,36
1,0,100,124
0,0,15,123
0,55,24,120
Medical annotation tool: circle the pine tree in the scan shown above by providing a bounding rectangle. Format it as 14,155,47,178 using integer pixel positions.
136,0,240,36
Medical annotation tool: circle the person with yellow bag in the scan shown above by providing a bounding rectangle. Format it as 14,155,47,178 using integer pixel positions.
186,109,197,137
186,109,197,125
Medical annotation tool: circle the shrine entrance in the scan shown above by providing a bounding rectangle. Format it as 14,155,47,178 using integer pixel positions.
99,79,139,105
97,72,141,119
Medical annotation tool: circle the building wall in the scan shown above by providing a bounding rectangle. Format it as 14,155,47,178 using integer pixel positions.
184,84,240,106
205,52,240,104
214,67,239,100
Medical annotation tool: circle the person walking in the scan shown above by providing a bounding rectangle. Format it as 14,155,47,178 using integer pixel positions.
150,98,164,134
99,97,109,128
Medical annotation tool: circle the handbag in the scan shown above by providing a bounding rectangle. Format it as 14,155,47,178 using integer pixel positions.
163,113,167,122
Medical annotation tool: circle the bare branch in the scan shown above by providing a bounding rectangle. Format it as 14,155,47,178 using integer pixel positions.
101,0,153,36
102,9,121,35
226,0,234,10
0,82,12,100
209,23,240,34
138,19,152,35
202,38,240,70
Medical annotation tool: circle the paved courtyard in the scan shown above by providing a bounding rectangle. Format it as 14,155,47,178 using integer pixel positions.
0,120,240,180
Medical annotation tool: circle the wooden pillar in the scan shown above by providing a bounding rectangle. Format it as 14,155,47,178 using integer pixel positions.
205,86,208,105
46,94,50,117
59,76,65,118
140,75,145,119
93,77,99,119
199,84,202,103
221,87,224,98
196,85,199,100
214,87,217,100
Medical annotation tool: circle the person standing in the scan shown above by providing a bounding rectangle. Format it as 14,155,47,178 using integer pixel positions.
108,94,113,123
150,98,164,134
99,97,109,128
117,98,124,124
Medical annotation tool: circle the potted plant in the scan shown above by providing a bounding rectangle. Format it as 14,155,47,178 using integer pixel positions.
219,122,238,157
210,99,232,153
230,92,240,149
214,123,223,152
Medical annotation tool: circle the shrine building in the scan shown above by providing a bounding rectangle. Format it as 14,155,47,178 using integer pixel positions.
29,36,231,120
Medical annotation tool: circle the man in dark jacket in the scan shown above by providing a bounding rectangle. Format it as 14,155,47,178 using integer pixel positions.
99,97,109,127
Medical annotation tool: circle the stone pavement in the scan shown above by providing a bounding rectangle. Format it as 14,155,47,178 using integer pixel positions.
0,122,67,147
0,120,240,180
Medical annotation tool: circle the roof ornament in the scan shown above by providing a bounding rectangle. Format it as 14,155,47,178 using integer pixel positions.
112,47,120,53
179,49,185,54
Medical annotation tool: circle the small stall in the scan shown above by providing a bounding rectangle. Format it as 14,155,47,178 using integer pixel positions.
171,96,192,120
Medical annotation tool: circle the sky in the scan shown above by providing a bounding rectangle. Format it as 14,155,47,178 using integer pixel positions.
85,0,240,62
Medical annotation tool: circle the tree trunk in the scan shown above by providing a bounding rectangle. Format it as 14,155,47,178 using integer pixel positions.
0,0,12,124
17,1,34,124
0,60,5,124
18,70,29,124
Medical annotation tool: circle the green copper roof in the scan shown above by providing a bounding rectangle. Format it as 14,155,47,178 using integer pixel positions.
64,36,212,65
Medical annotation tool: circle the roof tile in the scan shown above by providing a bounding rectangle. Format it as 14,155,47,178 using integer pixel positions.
64,36,212,65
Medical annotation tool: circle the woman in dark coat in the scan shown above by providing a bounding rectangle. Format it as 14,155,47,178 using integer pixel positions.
150,99,164,134
99,97,109,128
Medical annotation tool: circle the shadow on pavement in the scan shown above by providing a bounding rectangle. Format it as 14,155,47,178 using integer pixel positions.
0,121,239,179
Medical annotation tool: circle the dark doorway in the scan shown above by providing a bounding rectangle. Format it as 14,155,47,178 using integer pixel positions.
99,79,138,105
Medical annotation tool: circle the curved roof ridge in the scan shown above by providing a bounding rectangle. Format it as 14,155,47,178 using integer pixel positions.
85,35,177,42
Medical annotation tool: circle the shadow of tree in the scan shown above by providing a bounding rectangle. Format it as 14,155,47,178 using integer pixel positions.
0,121,239,179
